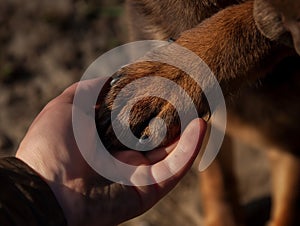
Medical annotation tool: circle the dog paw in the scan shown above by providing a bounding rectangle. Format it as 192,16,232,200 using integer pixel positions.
96,60,209,151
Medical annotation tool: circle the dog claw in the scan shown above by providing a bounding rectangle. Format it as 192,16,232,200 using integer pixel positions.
139,134,149,144
110,71,125,86
168,37,176,43
110,77,121,86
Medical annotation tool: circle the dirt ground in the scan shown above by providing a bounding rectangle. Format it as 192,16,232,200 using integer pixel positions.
0,0,272,225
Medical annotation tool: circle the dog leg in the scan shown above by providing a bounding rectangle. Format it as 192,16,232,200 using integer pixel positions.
267,148,300,226
97,1,293,150
199,135,243,226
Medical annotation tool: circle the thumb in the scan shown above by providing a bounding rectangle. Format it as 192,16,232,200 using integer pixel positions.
151,118,207,197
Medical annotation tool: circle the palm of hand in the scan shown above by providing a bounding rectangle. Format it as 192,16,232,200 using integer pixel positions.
16,80,205,226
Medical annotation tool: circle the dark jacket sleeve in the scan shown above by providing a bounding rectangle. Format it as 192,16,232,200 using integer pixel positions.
0,157,67,226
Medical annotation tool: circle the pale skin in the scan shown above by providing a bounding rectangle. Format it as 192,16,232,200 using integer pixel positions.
16,78,207,226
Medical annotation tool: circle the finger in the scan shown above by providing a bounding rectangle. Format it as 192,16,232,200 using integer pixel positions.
150,118,206,197
144,139,179,164
113,150,150,166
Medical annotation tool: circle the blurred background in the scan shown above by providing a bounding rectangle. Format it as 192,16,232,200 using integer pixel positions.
0,0,125,156
0,1,271,225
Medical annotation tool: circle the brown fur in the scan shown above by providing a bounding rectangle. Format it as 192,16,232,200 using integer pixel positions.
96,0,300,225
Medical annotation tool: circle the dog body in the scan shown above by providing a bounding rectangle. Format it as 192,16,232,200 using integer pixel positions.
97,0,300,225
126,0,243,40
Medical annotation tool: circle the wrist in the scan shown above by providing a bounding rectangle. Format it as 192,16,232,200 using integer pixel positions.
47,179,120,226
48,181,85,226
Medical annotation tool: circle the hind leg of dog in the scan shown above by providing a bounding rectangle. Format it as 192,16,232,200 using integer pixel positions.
199,135,243,226
267,148,300,226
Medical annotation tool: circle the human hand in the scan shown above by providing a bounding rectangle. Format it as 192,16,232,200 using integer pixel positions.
16,78,206,226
